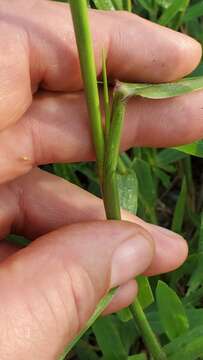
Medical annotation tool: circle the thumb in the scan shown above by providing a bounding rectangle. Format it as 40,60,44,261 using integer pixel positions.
0,221,153,359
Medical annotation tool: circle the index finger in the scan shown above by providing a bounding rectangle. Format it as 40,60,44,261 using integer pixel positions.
0,0,201,131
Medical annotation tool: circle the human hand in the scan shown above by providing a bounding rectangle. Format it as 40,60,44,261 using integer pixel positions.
0,1,202,358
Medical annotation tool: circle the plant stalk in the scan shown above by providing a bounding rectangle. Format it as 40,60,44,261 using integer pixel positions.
130,300,167,360
68,3,166,360
69,0,104,181
103,88,166,360
123,0,132,12
103,90,126,219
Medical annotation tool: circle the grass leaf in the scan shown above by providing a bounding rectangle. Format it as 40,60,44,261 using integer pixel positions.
117,307,133,322
59,288,117,358
171,176,187,234
93,316,127,359
164,325,203,360
128,354,147,360
118,171,138,215
187,213,203,295
137,276,154,309
174,141,203,158
76,341,99,360
184,1,203,22
158,0,189,26
92,0,115,10
119,76,203,99
156,281,189,341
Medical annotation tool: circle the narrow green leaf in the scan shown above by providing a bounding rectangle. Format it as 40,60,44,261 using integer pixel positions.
103,91,126,220
76,341,99,360
174,140,203,158
148,308,203,335
128,354,147,360
7,234,30,247
168,337,203,360
93,316,127,359
169,254,199,290
92,0,115,10
117,171,138,215
118,318,140,353
53,163,80,185
136,0,154,13
184,284,203,308
156,281,189,341
156,0,173,9
155,168,171,189
187,213,203,294
164,325,203,360
59,288,117,359
119,76,203,99
112,0,124,9
171,176,187,233
158,0,189,26
132,158,157,223
184,1,203,22
157,148,187,167
137,276,154,310
117,307,133,322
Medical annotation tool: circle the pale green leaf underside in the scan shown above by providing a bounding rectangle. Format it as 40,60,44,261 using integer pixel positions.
174,141,203,158
120,76,203,99
117,172,138,215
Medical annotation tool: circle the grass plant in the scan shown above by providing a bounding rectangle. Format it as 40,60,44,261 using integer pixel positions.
51,1,203,359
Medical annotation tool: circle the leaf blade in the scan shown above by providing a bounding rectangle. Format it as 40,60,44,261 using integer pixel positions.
156,281,189,341
119,76,203,99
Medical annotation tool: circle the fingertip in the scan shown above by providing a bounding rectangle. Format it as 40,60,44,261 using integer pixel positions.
169,34,202,81
105,11,202,83
172,235,189,269
145,233,188,276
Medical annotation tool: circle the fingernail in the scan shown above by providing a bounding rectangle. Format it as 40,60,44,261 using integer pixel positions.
110,235,153,288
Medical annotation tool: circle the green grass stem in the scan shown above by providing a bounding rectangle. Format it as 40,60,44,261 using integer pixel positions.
68,3,166,360
130,300,167,360
103,90,126,219
69,0,104,180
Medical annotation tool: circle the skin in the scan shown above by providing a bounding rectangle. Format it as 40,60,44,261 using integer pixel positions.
0,0,202,358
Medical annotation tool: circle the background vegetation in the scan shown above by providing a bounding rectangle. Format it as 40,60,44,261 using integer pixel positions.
51,0,203,358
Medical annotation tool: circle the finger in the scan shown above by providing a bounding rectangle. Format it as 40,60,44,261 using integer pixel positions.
0,241,19,262
0,221,153,359
103,280,137,316
0,89,203,183
0,21,32,131
1,168,188,275
0,0,201,132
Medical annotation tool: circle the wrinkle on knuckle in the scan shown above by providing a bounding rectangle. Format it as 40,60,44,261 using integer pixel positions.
62,260,97,333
